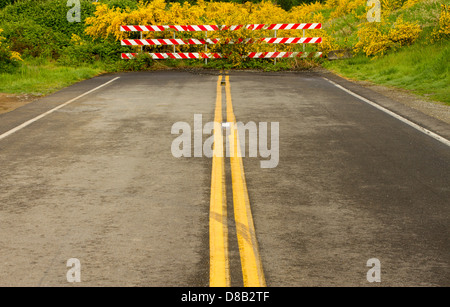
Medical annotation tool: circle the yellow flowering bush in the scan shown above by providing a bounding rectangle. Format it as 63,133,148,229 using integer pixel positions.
289,1,325,21
317,31,340,53
389,17,422,46
288,1,327,50
85,0,327,65
432,4,450,41
354,16,421,57
354,22,392,56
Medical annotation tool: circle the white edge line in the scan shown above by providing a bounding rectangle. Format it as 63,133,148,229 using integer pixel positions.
323,77,450,147
0,77,120,141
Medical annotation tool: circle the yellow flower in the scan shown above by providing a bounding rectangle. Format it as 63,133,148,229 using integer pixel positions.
10,51,23,61
70,33,83,45
1,28,23,61
0,28,4,46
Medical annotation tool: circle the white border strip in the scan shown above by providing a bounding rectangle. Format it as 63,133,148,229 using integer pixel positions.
323,77,450,147
0,77,120,141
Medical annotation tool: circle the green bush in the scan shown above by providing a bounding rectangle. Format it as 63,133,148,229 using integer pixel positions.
0,0,95,37
57,38,126,66
118,53,154,71
0,0,15,10
0,29,20,73
57,41,97,66
103,0,140,9
0,50,20,73
1,20,68,58
0,0,131,61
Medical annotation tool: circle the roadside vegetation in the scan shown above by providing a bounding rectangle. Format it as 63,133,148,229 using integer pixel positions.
0,0,448,104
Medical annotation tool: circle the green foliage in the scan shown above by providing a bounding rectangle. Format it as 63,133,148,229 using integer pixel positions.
0,0,15,10
57,41,98,66
0,46,19,73
0,0,95,37
117,52,154,71
58,37,129,66
103,0,140,9
0,27,20,73
0,0,127,64
388,0,444,26
0,0,96,58
1,20,68,57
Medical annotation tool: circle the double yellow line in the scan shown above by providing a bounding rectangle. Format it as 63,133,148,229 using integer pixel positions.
209,75,266,287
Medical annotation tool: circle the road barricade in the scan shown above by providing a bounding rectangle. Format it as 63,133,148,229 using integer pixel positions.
120,23,322,60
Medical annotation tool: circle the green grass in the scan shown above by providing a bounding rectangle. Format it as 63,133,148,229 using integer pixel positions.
0,57,105,96
322,39,450,105
388,0,444,26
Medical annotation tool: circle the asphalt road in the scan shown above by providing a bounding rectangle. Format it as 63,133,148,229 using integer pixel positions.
0,70,449,287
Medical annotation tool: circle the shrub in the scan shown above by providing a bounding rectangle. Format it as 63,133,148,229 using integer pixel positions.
354,22,392,56
0,0,100,58
0,20,68,58
58,40,97,66
432,4,450,41
0,28,22,73
117,52,154,71
58,34,128,66
354,16,421,57
389,17,421,47
0,0,95,37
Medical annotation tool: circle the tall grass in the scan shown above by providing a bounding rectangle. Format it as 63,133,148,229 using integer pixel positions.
0,58,104,95
323,38,450,105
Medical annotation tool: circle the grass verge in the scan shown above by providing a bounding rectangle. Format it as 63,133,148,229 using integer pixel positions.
322,39,450,105
0,58,105,96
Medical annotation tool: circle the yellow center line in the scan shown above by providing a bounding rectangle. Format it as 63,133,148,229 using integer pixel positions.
225,75,266,287
209,75,230,287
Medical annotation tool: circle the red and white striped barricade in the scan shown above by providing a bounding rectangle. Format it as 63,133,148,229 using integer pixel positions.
119,23,322,60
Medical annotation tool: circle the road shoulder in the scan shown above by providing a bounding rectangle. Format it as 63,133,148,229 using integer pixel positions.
0,93,39,115
318,68,450,143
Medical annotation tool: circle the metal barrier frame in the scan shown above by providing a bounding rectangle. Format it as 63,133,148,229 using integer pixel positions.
120,23,323,63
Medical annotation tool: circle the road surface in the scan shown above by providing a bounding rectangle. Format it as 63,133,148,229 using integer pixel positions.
0,70,449,287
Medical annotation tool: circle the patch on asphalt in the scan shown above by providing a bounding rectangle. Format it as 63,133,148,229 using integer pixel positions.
0,93,39,115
